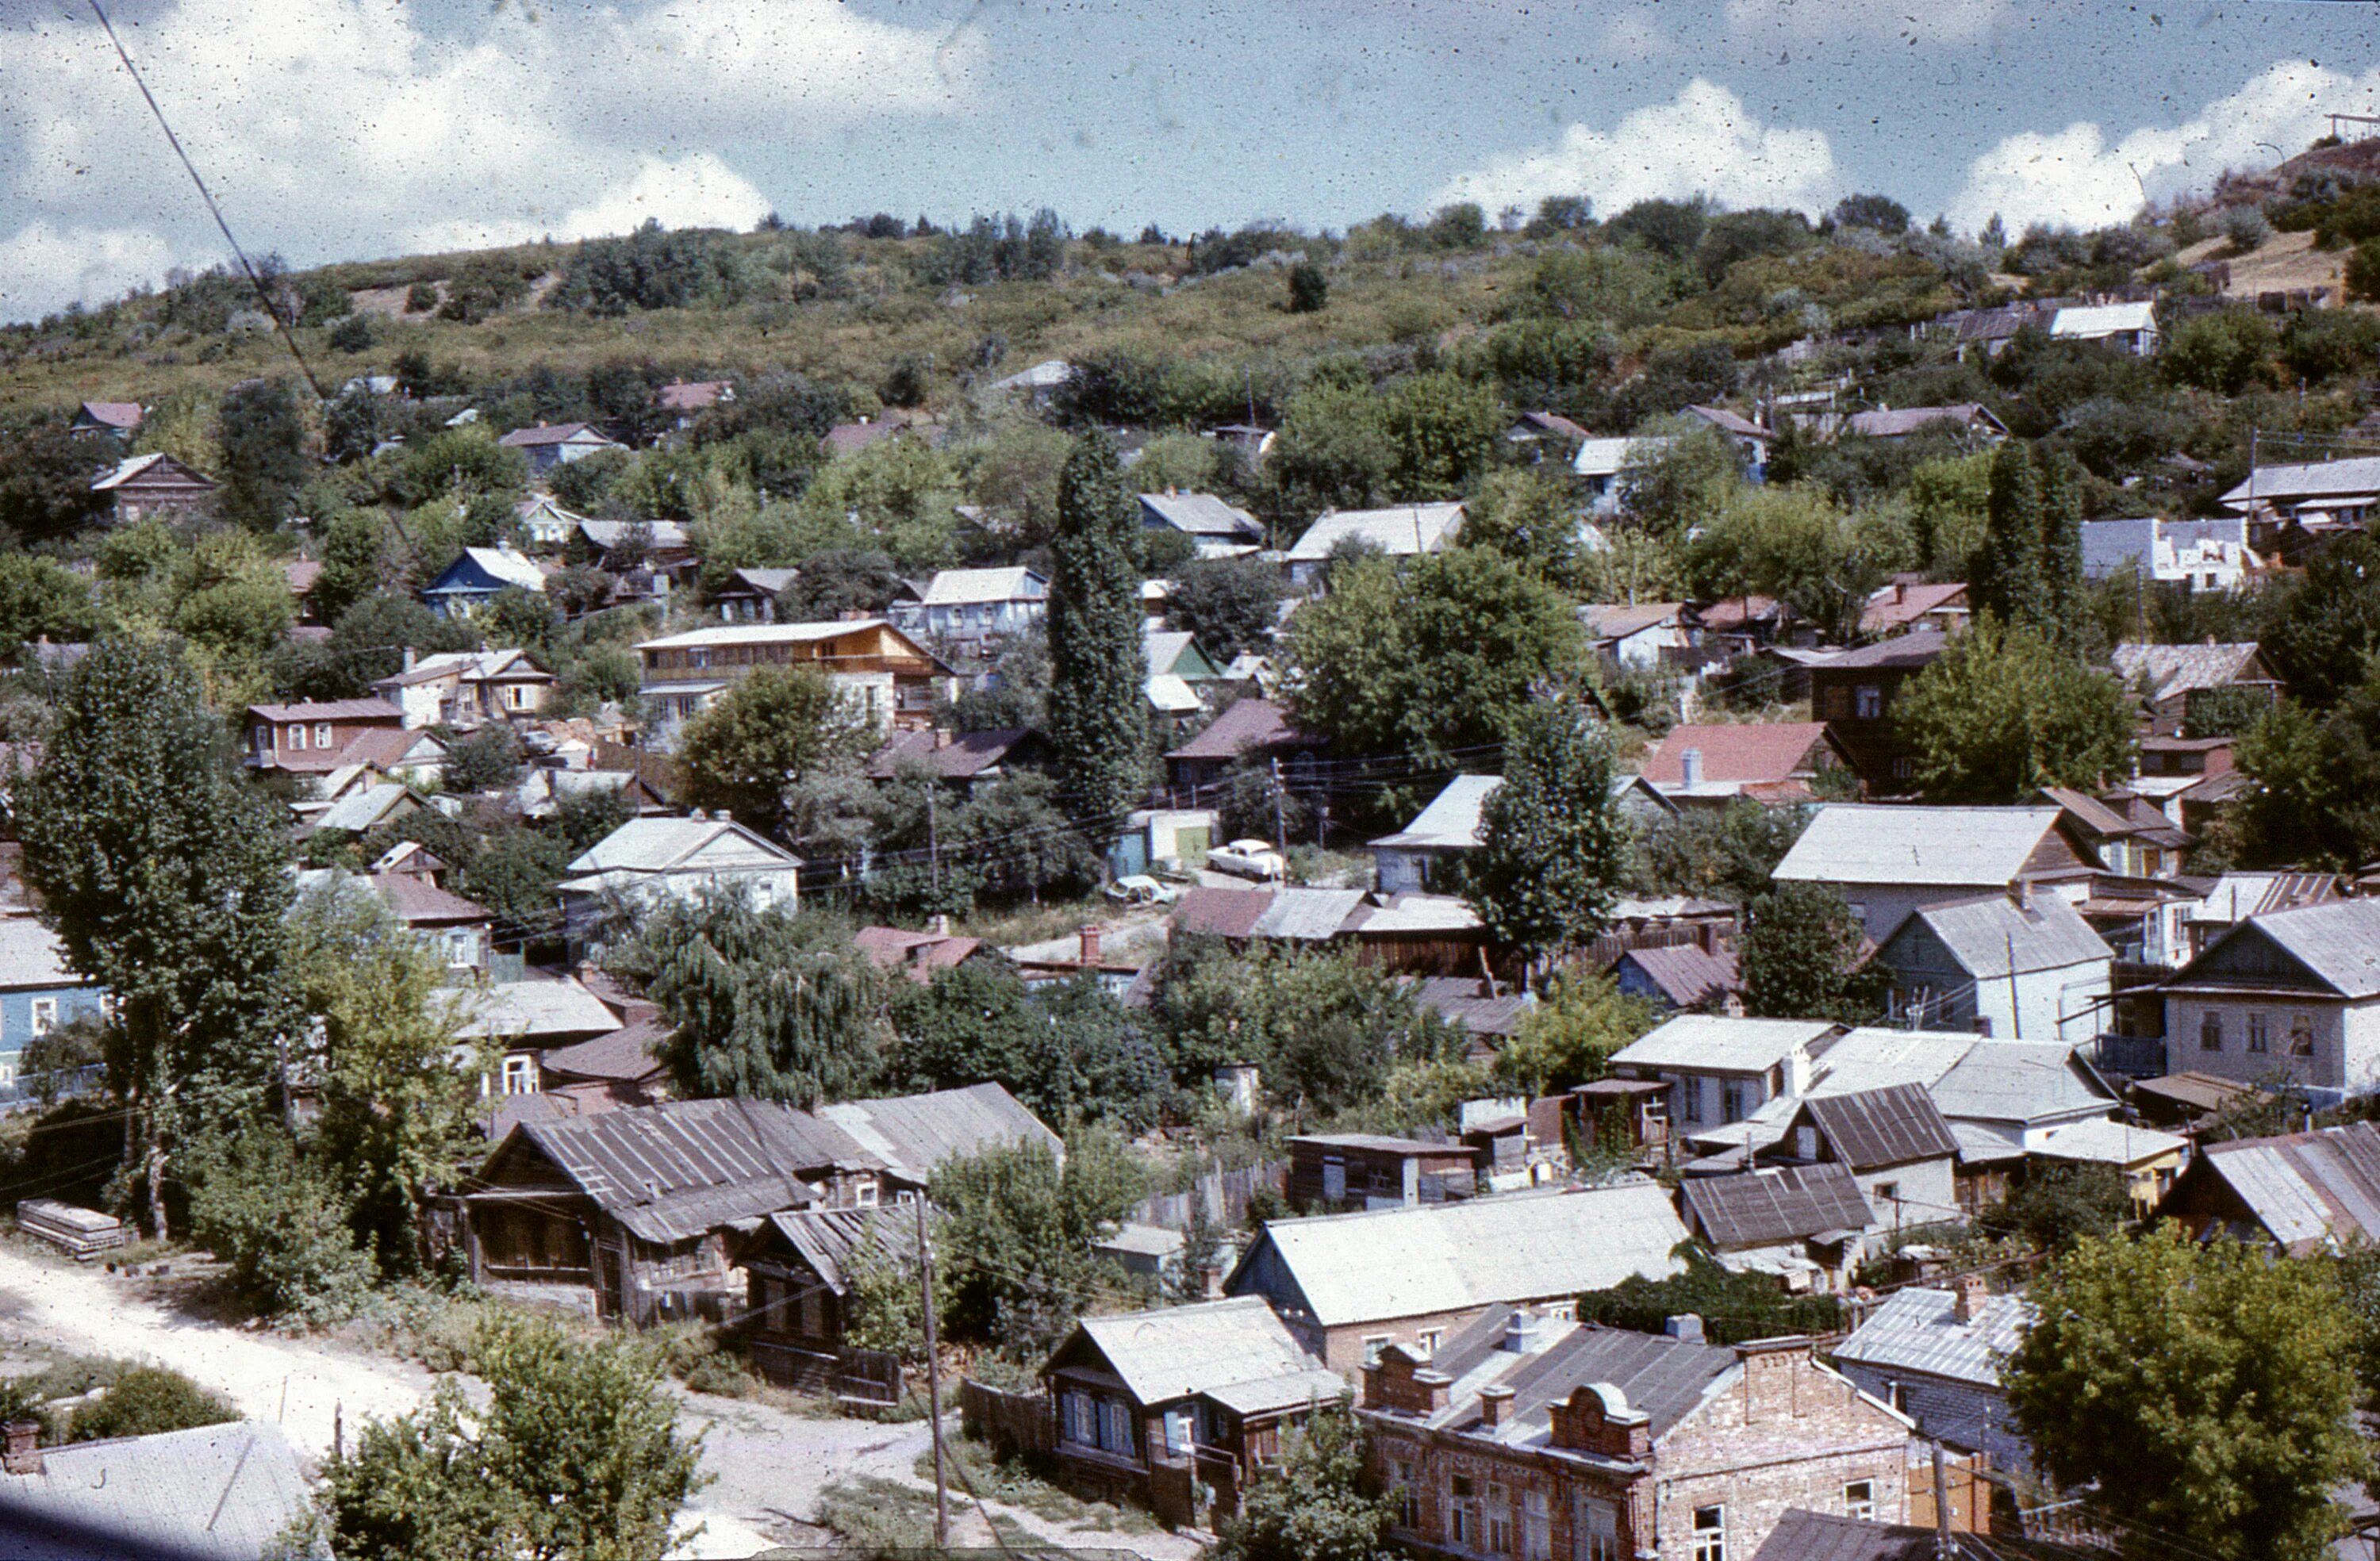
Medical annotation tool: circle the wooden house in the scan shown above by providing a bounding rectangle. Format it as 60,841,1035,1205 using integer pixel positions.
635,619,954,745
90,452,214,524
737,1203,921,1398
1286,1133,1479,1213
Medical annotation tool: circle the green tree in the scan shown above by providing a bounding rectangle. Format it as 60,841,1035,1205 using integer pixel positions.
1906,450,1993,580
2259,531,2380,711
1618,420,1741,534
15,638,298,1237
443,723,528,795
1166,555,1281,662
1990,1162,2129,1252
1580,1246,1841,1344
2346,237,2380,305
1046,432,1149,827
615,892,885,1108
2164,309,2278,396
0,422,113,543
2226,688,2380,869
1266,380,1394,517
888,960,1169,1128
839,1221,953,1363
1897,616,2134,802
1380,371,1503,500
1687,484,1891,644
677,664,874,836
1287,259,1330,313
1491,970,1659,1095
1738,881,1887,1025
307,508,391,626
1634,800,1813,904
1149,940,1453,1110
213,377,312,527
67,1367,236,1444
185,1129,376,1323
323,1314,704,1561
0,553,98,650
1971,441,2049,630
1460,466,1592,589
1284,548,1587,772
1216,1402,1396,1561
933,1130,1148,1356
2006,1230,2363,1561
1462,697,1626,968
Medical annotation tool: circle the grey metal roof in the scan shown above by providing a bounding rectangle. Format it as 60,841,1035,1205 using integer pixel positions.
1402,1310,1737,1444
1900,893,2113,979
1682,1163,1873,1249
1285,502,1465,562
1072,1297,1326,1406
1843,404,2002,439
1232,1183,1688,1329
2109,642,2268,704
455,974,621,1041
1615,1016,1836,1075
509,1098,873,1244
1248,887,1366,941
1368,774,1502,851
1795,1084,1958,1170
0,919,90,993
1830,1284,2033,1387
1614,945,1741,1008
2192,1121,2380,1254
760,1202,921,1294
1773,805,2063,888
2030,1117,2186,1166
1200,1365,1352,1417
2218,454,2380,508
1140,492,1261,538
1751,1509,2019,1561
1925,1041,2113,1125
816,1083,1061,1183
0,1421,309,1561
1817,629,1952,670
2237,897,2380,999
566,816,800,876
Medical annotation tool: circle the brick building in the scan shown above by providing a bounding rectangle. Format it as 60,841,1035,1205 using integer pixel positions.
1361,1308,1914,1561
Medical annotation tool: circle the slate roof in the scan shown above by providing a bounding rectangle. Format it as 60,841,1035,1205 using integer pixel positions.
1639,723,1833,786
2182,1120,2380,1253
0,1421,309,1561
867,727,1032,780
1773,805,2065,888
1795,1084,1958,1170
1139,492,1261,538
1682,1163,1874,1248
816,1082,1061,1183
2109,642,2270,704
1284,502,1464,562
1616,1016,1837,1075
760,1202,920,1294
1843,404,2003,439
1229,1183,1689,1328
1369,774,1502,850
1166,698,1319,761
1898,893,2113,977
1069,1296,1330,1406
1614,945,1741,1009
504,1098,877,1243
1830,1283,2033,1387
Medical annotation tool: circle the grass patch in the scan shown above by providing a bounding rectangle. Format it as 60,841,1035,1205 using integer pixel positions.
815,1475,1038,1555
917,1432,1161,1536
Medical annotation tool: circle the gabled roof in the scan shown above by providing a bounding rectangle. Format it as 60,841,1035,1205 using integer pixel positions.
308,781,425,836
537,1014,669,1083
1752,1509,2030,1561
2050,301,2156,339
1140,492,1261,538
1166,698,1322,762
1790,1083,1957,1170
91,451,214,491
1510,411,1590,440
1369,774,1502,852
455,973,621,1041
635,617,927,653
1175,886,1275,939
1394,1310,1737,1444
866,727,1033,780
371,871,489,926
566,816,800,876
1821,627,1955,669
1773,805,2066,888
718,566,800,596
2174,1121,2380,1254
1638,723,1834,787
2219,455,2380,508
2185,871,2345,924
1580,600,1687,639
1687,404,1772,441
1229,1183,1689,1328
2109,642,2272,704
428,547,548,595
0,919,92,992
500,1097,875,1244
1891,893,2113,978
758,1202,920,1294
1284,502,1464,562
75,400,143,429
918,566,1047,606
1831,1284,2033,1387
815,1083,1061,1183
2172,896,2380,1000
0,1421,309,1561
1843,404,2006,440
1683,1162,1873,1248
1615,1016,1835,1075
1065,1297,1330,1406
1250,887,1366,941
658,380,730,412
1614,944,1741,1010
497,420,618,448
852,926,986,980
577,516,692,553
1858,584,1967,636
2030,1117,2186,1167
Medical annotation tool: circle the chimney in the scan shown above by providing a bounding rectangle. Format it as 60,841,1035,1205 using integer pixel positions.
1680,748,1703,789
1199,1262,1226,1301
1479,1384,1515,1429
1664,1314,1706,1344
1080,923,1103,967
1504,1312,1541,1354
401,645,417,673
2013,876,2033,911
1954,1271,1988,1324
4,1421,39,1475
1895,580,1908,604
935,727,954,749
930,913,952,938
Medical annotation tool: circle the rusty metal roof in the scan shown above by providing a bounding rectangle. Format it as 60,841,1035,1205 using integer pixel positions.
1794,1083,1957,1171
2194,1121,2380,1255
1682,1163,1873,1249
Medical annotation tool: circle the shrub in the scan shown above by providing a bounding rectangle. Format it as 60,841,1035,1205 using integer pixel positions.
327,314,373,353
2348,239,2380,305
403,282,436,313
67,1367,236,1443
2219,203,2271,255
1287,259,1329,313
186,1133,377,1325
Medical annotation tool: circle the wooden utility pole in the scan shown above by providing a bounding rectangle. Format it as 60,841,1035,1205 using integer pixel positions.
918,1194,950,1548
927,787,941,899
1270,756,1288,849
1933,1442,1955,1557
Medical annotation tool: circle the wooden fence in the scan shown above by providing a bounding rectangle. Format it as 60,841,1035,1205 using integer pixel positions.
1127,1160,1286,1232
961,1377,1053,1458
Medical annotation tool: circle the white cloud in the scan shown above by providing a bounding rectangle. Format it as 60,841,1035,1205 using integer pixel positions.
1431,80,1841,220
0,222,184,320
0,0,970,319
1725,0,2006,43
1951,59,2380,234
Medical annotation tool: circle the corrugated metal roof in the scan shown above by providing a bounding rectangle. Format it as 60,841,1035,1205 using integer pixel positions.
1368,774,1501,851
2240,897,2380,999
1614,945,1741,1009
1818,629,1953,669
1773,805,2062,888
0,1421,309,1561
1249,888,1365,941
919,566,1046,606
636,619,891,650
762,1202,920,1294
1572,434,1672,478
1284,502,1464,562
1925,1042,2113,1125
1074,1297,1326,1405
1683,1163,1872,1248
2195,1121,2380,1253
1165,698,1319,761
511,1097,868,1243
1830,1285,2033,1386
1615,1016,1835,1075
1903,893,2112,978
816,1082,1061,1183
2050,301,2155,338
2031,1117,2186,1166
1798,1084,1958,1170
2218,454,2380,508
1844,404,2001,439
1232,1183,1687,1329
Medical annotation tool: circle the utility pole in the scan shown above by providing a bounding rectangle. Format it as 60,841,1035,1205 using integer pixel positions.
1932,1442,1954,1557
2005,930,2021,1042
1270,756,1288,849
927,786,941,900
918,1194,950,1548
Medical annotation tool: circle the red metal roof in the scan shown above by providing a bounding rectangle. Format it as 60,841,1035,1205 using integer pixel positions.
1638,722,1833,785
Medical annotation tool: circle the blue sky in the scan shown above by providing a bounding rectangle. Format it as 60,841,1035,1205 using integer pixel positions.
2,0,2376,320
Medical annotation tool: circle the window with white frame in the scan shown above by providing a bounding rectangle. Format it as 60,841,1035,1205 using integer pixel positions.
501,1054,537,1095
288,725,307,751
1844,1481,1875,1521
29,999,56,1037
1692,1505,1726,1561
1163,1407,1193,1456
1579,1498,1620,1561
1362,1334,1392,1364
1855,685,1883,719
1416,1328,1443,1357
315,723,333,749
1522,1490,1550,1561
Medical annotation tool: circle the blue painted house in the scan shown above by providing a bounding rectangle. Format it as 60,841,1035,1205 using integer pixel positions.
0,919,106,1102
422,547,550,619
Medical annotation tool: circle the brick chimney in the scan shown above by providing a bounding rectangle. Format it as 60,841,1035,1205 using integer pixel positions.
934,727,954,749
1954,1271,1988,1324
1363,1350,1454,1415
1080,923,1104,967
1479,1384,1514,1429
1199,1262,1226,1301
1736,1338,1806,1422
4,1420,40,1475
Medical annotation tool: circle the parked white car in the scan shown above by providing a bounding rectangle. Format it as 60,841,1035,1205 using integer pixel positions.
1104,874,1179,906
1207,838,1287,881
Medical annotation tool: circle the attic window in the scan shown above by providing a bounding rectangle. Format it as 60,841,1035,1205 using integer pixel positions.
1795,1125,1819,1160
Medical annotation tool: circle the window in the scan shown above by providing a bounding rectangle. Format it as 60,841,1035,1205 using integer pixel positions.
1417,1329,1444,1357
1362,1334,1393,1364
1392,1460,1419,1528
1163,1407,1193,1456
852,1174,880,1207
1883,1379,1905,1411
1061,1391,1096,1447
1487,1482,1514,1555
287,724,307,751
1855,685,1883,719
29,999,55,1037
501,1054,537,1095
1579,1498,1621,1561
1099,1398,1134,1456
1449,1476,1479,1549
315,723,333,749
2292,1014,2316,1056
1844,1481,1875,1522
1875,1181,1899,1207
1544,1300,1576,1321
2248,1012,2271,1053
1722,1079,1751,1122
2201,1012,2224,1052
1522,1490,1551,1561
1795,1125,1820,1160
1692,1505,1726,1561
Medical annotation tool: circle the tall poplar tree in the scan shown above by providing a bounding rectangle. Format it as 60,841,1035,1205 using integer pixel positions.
1973,441,2049,630
15,637,297,1237
2037,445,2086,639
1046,431,1149,830
1461,696,1626,972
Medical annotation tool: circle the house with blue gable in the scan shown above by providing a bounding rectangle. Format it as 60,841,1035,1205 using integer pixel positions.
422,547,550,619
0,919,106,1102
